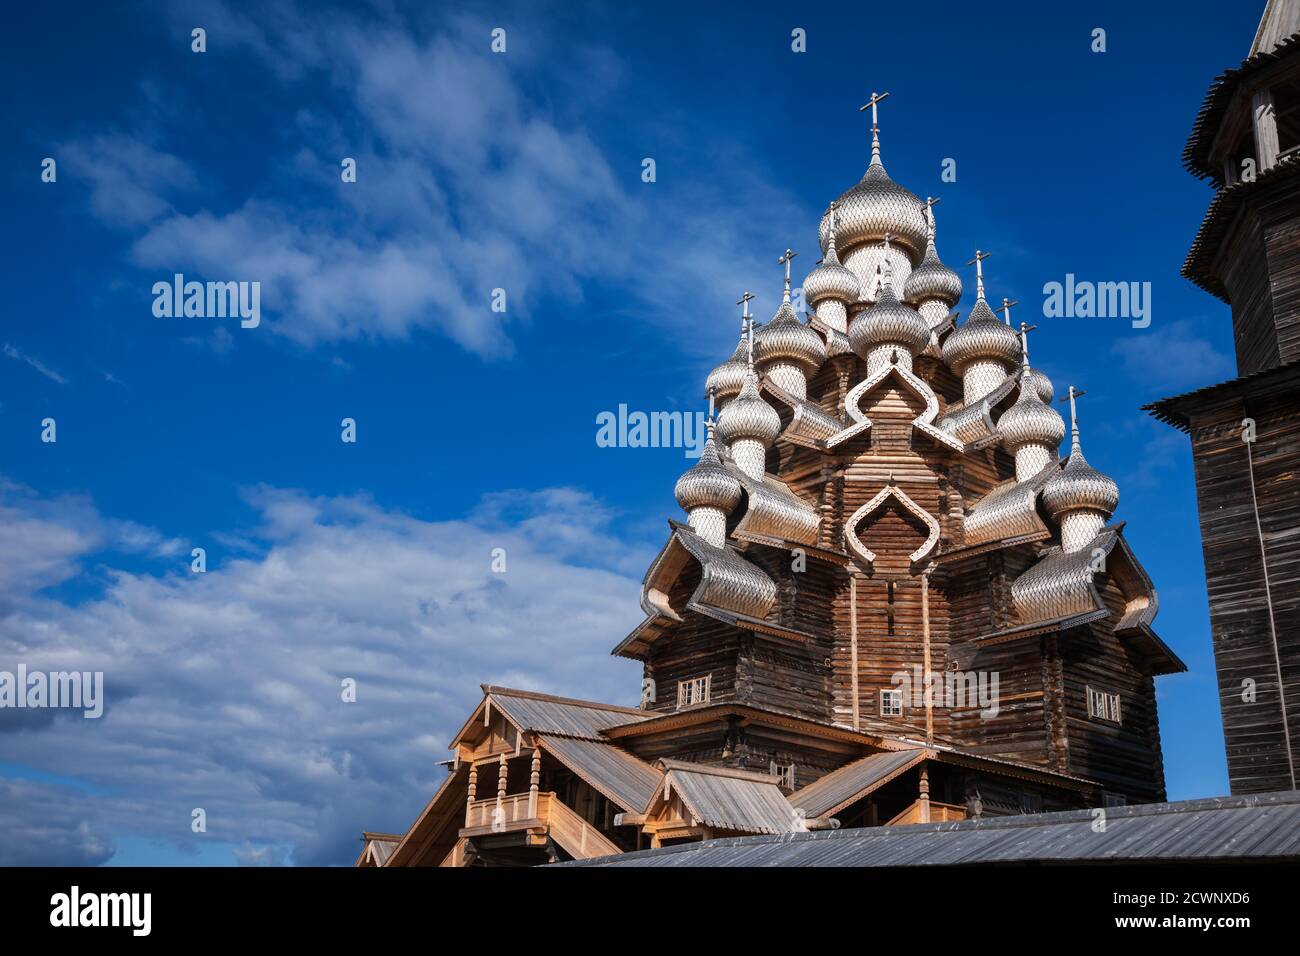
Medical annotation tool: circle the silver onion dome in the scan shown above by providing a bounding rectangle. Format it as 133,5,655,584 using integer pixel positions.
1022,365,1054,404
849,272,930,359
706,333,749,403
1043,443,1119,518
904,236,962,307
804,220,861,306
817,160,929,260
756,299,827,374
941,297,1022,375
716,372,782,446
997,384,1065,451
674,432,743,513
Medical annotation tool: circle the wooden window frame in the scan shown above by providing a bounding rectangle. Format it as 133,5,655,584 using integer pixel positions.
677,674,712,709
880,688,903,717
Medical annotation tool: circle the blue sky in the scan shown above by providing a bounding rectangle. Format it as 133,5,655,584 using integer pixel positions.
0,0,1257,865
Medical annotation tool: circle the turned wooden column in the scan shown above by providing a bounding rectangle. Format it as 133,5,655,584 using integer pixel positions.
528,748,541,817
497,752,508,813
466,764,478,826
919,764,932,824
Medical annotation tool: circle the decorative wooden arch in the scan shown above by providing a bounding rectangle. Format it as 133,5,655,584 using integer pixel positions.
843,480,941,569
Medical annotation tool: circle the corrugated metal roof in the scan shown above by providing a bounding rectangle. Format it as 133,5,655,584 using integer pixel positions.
564,790,1300,866
487,688,648,741
658,761,797,835
789,749,929,817
537,734,660,813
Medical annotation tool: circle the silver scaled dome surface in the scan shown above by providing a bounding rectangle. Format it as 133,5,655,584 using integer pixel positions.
903,236,963,307
997,382,1065,451
674,433,743,513
849,274,930,359
941,297,1023,375
706,332,749,402
756,300,827,374
1042,444,1120,518
818,160,929,260
1022,365,1055,404
803,231,861,306
716,372,782,446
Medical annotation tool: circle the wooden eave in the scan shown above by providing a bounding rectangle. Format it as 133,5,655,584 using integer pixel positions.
602,702,916,751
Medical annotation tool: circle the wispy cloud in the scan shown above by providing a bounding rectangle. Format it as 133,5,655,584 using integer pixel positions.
67,1,806,361
0,479,644,865
4,343,68,385
1112,318,1234,391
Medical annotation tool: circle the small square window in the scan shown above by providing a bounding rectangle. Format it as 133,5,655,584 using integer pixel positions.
1103,792,1127,808
1086,685,1122,725
769,761,795,790
880,688,903,717
1020,793,1043,814
677,675,711,709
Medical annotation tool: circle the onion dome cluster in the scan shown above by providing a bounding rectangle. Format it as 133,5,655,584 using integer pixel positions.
716,372,782,448
903,235,962,309
849,270,930,370
997,388,1065,452
1021,366,1054,404
755,298,828,381
940,297,1022,377
706,331,749,406
817,158,929,260
674,433,743,514
803,226,861,310
1043,443,1120,521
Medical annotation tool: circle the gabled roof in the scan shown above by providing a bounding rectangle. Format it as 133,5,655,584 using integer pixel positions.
789,748,929,817
563,790,1300,867
649,759,797,834
451,685,648,746
537,734,660,814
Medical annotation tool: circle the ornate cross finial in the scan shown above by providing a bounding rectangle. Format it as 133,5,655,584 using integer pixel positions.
1018,321,1038,370
881,232,895,287
778,249,797,303
706,386,716,427
859,90,890,164
966,250,991,300
924,196,940,237
738,291,756,368
1060,385,1088,454
1000,297,1019,326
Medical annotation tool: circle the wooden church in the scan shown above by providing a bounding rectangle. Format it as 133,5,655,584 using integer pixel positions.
365,96,1186,867
1147,0,1300,796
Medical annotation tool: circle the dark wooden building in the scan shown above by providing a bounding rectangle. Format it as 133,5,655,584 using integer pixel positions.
368,103,1186,866
1146,0,1300,795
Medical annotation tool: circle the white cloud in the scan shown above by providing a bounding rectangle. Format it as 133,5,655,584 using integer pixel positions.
0,480,645,865
70,1,810,363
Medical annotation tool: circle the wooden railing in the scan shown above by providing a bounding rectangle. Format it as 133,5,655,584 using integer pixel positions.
458,791,622,860
545,795,622,859
463,792,550,833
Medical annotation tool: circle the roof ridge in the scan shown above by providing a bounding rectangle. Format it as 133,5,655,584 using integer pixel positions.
480,684,647,715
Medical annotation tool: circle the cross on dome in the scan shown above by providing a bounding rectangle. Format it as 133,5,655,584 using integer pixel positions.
859,90,891,164
966,249,991,301
778,249,798,303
